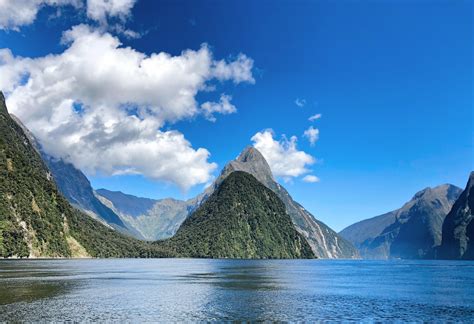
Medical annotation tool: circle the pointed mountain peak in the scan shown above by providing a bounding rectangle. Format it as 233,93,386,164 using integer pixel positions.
236,146,266,163
225,146,275,187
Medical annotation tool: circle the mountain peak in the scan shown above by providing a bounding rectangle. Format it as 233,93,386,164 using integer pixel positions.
411,184,461,202
236,146,266,163
221,146,274,187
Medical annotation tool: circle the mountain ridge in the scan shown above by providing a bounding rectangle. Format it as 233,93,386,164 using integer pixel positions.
340,183,462,259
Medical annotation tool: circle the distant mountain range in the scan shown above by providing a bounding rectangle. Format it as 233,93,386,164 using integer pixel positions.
339,181,473,260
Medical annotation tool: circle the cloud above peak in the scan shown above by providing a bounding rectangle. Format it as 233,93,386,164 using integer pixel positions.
0,24,255,189
201,94,236,122
251,129,315,180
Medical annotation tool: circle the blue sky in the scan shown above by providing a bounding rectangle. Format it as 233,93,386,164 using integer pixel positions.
0,0,472,231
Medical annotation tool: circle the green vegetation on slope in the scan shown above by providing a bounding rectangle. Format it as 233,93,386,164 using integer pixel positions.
0,92,170,258
161,171,315,259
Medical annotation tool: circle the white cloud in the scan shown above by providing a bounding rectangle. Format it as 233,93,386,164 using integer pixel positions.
0,25,255,189
86,0,136,24
308,113,322,121
295,98,306,107
302,175,320,183
212,53,255,84
0,0,82,30
0,0,137,30
201,94,236,122
303,126,319,146
251,129,315,179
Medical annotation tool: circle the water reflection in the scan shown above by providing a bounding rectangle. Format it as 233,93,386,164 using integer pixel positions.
181,264,281,290
0,261,76,306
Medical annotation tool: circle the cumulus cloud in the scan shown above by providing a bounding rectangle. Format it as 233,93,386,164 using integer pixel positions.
212,53,255,84
0,25,255,189
0,0,82,30
201,94,236,122
302,175,320,183
308,113,322,121
0,0,137,30
295,98,306,107
86,0,136,24
251,130,315,179
303,126,319,146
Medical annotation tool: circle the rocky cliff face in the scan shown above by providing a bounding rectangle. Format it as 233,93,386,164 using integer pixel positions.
161,171,315,259
437,172,474,260
340,184,462,259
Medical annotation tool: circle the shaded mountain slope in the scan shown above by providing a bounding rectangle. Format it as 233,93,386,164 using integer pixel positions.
0,92,170,258
161,171,314,259
340,184,462,259
437,172,474,260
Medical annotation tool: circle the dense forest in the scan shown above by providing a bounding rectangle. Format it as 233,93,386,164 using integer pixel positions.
161,171,315,259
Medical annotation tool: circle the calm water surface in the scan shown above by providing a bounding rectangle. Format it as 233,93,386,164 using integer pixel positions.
0,259,473,322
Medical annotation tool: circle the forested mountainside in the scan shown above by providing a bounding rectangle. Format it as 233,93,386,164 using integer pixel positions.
161,171,315,259
0,92,170,258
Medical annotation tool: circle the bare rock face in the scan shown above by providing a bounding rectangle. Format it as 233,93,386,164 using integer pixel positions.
340,184,462,259
438,172,474,260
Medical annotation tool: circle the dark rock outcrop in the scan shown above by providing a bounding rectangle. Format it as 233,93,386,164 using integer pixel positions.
437,172,474,260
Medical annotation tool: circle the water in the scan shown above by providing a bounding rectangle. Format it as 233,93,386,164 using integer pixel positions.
0,259,473,322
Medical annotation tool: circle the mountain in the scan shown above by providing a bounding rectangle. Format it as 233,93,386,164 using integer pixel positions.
0,91,169,258
437,172,474,260
340,184,462,259
96,146,359,258
8,115,142,238
161,171,315,259
96,190,189,240
95,190,157,217
202,146,359,259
